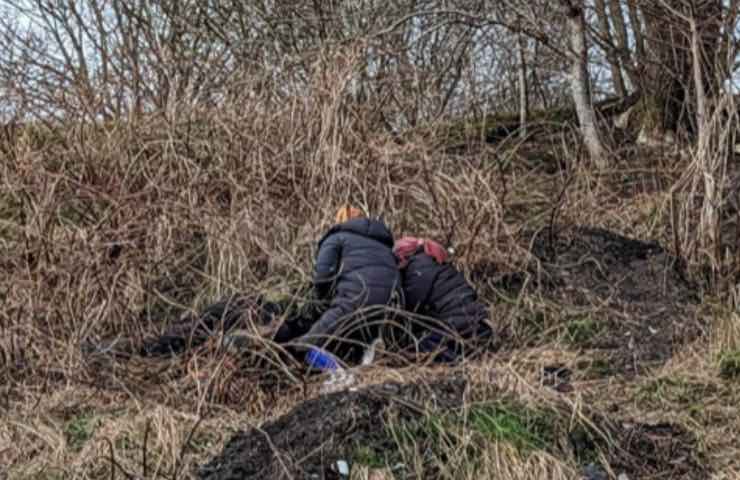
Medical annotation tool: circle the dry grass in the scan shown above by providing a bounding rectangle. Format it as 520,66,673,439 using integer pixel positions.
2,53,740,479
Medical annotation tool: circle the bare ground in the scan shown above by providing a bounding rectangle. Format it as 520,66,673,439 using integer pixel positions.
479,225,705,375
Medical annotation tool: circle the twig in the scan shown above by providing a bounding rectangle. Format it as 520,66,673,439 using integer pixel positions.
255,425,295,479
171,416,204,480
104,437,134,480
142,419,151,479
547,142,577,259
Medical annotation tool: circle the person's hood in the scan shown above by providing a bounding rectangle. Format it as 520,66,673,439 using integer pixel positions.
319,217,394,248
393,236,448,268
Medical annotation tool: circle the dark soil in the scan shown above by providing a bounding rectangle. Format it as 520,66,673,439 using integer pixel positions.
474,226,705,374
198,377,707,480
571,418,706,479
198,378,467,480
602,421,706,479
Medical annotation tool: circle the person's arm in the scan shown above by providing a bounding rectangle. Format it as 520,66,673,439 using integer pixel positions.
313,235,342,300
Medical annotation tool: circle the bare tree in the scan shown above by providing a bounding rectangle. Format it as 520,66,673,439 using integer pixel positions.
517,31,529,138
595,0,627,96
626,0,646,59
560,0,607,167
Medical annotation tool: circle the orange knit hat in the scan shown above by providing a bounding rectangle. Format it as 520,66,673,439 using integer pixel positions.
335,205,364,224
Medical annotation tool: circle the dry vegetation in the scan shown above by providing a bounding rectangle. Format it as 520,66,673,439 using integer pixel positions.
1,1,740,479
2,64,739,478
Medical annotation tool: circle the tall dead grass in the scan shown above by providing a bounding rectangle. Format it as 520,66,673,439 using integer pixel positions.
671,93,739,290
2,46,738,478
0,48,528,478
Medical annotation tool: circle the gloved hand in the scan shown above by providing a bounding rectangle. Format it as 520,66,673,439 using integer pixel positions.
305,346,340,371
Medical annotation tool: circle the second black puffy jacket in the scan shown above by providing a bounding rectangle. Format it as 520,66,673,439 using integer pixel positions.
301,217,402,347
401,248,489,340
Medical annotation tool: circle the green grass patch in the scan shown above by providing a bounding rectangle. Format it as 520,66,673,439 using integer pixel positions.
466,403,555,452
373,399,607,478
64,412,99,451
388,401,557,456
719,350,740,380
565,317,602,345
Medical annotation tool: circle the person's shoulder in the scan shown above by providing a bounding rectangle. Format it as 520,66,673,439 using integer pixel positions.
317,225,345,246
343,217,394,247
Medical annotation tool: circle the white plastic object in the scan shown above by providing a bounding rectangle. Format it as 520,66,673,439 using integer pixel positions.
336,460,350,476
320,368,356,394
361,337,385,366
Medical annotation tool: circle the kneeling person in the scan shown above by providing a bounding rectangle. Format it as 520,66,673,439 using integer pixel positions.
394,236,491,362
297,206,402,362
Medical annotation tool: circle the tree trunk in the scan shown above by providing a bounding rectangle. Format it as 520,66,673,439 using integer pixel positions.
691,17,707,141
700,1,723,97
640,1,691,135
531,42,550,109
719,0,739,82
640,0,722,137
595,0,626,96
562,2,607,167
517,32,529,139
608,0,636,89
626,0,645,59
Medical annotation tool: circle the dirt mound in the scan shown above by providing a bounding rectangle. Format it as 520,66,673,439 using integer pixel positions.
530,226,694,302
198,377,706,479
198,378,466,479
475,226,705,374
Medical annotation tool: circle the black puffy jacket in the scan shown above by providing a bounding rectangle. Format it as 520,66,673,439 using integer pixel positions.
401,249,488,337
313,217,401,309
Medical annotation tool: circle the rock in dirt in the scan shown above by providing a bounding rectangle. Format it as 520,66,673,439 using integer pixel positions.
198,378,466,480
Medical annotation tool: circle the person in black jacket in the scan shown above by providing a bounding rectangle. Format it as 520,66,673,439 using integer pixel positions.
296,206,403,361
393,236,491,362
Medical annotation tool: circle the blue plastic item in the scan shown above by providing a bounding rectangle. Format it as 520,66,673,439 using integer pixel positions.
305,347,340,372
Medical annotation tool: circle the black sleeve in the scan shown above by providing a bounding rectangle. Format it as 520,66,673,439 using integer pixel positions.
313,234,342,299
